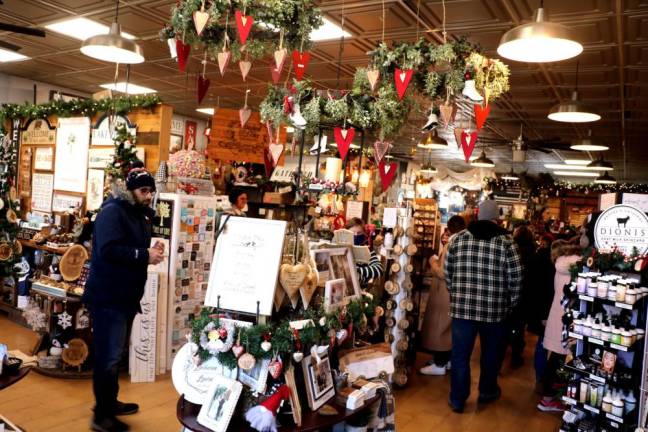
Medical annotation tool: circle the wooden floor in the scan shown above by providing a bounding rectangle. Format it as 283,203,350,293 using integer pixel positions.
0,315,561,431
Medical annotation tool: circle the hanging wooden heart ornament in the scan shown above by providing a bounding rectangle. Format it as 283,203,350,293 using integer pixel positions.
439,102,456,128
299,271,317,309
292,50,311,81
367,68,380,92
378,159,397,191
269,143,284,166
474,104,491,131
193,5,210,36
176,39,191,72
373,140,391,165
239,60,252,81
279,263,308,308
274,48,288,69
239,106,252,128
453,128,465,150
232,344,245,359
270,62,283,84
217,50,231,76
333,126,355,161
235,10,254,45
461,131,479,163
197,76,210,104
394,68,413,100
263,147,274,177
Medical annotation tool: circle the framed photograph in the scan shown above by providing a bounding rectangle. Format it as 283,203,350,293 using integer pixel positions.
238,358,270,393
311,249,332,287
324,278,347,312
302,351,335,411
34,146,54,171
197,375,242,432
317,247,361,299
170,134,183,151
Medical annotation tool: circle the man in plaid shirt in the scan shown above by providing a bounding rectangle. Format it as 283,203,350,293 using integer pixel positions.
444,199,523,413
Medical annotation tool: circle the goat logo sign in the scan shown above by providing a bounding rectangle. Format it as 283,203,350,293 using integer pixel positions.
594,204,648,255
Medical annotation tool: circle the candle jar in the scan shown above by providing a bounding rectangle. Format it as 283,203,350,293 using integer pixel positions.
630,329,638,344
637,329,645,340
597,280,609,298
601,326,611,342
591,323,601,339
573,319,583,334
577,274,587,294
611,329,622,345
621,330,632,347
583,321,593,337
617,282,628,303
626,289,637,305
612,399,625,417
587,282,598,298
608,286,617,301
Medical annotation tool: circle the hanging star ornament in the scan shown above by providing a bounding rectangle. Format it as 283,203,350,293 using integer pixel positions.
57,311,73,329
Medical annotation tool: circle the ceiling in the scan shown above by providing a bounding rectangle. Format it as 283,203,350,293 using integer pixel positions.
0,0,647,181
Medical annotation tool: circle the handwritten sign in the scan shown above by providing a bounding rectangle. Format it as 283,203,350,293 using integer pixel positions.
22,118,56,145
205,217,287,315
621,193,648,213
208,108,286,164
86,169,105,211
130,272,158,383
52,192,83,212
34,146,54,171
31,173,54,213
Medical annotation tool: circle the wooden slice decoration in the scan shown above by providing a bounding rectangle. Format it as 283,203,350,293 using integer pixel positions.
397,319,410,330
12,240,22,255
0,242,13,261
238,353,256,370
396,339,409,352
393,244,403,255
374,235,384,247
400,298,414,312
279,263,308,308
374,306,385,317
405,263,414,273
393,226,404,237
390,262,401,273
386,300,396,311
402,279,413,291
318,405,339,416
393,369,408,386
406,244,418,256
384,332,394,343
60,245,89,282
385,317,396,327
6,209,17,224
405,226,416,237
394,355,407,368
62,338,89,368
385,280,400,296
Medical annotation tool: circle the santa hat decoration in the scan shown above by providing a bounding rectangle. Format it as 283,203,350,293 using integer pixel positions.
245,385,292,432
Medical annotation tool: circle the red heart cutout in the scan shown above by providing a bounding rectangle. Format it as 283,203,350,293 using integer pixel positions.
176,39,191,72
461,131,478,163
474,104,491,131
292,50,311,81
235,10,254,45
394,68,413,100
333,127,355,161
263,147,274,177
197,75,210,104
378,159,397,191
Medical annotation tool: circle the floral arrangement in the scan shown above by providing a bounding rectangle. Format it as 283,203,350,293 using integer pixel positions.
169,149,207,178
465,52,510,102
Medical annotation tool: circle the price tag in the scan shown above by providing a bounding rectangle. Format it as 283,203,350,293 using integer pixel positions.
584,404,600,414
610,343,628,351
614,302,633,310
309,184,324,191
589,337,604,345
569,332,583,340
606,413,623,423
579,295,594,302
562,396,576,405
589,374,605,384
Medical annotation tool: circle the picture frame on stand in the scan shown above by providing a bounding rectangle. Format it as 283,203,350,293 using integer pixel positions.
301,352,335,411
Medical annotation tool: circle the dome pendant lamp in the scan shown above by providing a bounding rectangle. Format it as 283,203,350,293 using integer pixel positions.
497,1,583,63
548,61,600,123
471,150,495,168
81,0,144,64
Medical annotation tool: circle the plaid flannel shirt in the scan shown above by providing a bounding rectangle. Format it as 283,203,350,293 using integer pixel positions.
444,225,523,323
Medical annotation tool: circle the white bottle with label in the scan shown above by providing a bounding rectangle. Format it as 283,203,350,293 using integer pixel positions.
625,390,636,414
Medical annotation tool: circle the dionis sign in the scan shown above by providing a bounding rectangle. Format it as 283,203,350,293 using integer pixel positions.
594,204,648,255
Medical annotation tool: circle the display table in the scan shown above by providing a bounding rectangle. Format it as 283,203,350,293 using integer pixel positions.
177,394,380,432
0,366,31,390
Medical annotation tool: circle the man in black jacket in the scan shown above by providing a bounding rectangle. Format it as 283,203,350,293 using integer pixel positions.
83,166,164,432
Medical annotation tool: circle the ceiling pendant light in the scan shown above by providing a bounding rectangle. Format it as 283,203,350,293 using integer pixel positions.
497,1,582,63
81,0,144,64
417,129,448,150
471,150,495,168
501,168,519,181
594,172,617,185
587,157,614,171
548,61,600,123
570,130,609,151
420,162,437,175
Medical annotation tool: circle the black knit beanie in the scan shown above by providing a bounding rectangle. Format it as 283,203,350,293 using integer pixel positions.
126,166,156,191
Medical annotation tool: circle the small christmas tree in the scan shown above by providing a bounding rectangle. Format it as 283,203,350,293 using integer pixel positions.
106,123,140,181
0,130,21,279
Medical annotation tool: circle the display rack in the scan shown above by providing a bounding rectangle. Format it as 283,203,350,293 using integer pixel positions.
412,198,439,256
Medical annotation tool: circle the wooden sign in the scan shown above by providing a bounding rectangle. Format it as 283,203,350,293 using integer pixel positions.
19,146,33,196
130,272,158,383
91,113,137,146
21,118,56,145
208,108,286,164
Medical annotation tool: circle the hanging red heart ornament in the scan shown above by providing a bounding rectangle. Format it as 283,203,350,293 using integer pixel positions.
378,159,397,191
453,128,465,150
232,344,245,359
333,127,355,161
394,68,413,100
193,8,210,36
217,50,231,76
274,48,287,69
176,39,191,72
292,50,311,81
461,131,479,163
234,10,254,45
268,358,283,379
196,75,210,104
439,102,456,128
263,147,274,177
373,140,391,165
474,104,491,131
239,60,252,81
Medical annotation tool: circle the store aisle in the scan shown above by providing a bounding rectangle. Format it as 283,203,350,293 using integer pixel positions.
0,315,561,431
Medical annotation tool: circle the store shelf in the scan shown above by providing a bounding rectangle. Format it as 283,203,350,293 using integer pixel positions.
562,362,634,390
19,239,69,255
561,396,629,425
578,294,645,311
568,332,638,352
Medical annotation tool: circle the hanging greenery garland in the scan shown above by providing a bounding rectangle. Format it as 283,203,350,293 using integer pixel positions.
484,174,648,197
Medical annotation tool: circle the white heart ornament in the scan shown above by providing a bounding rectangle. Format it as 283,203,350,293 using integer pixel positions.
269,143,283,166
293,352,304,363
239,106,252,127
193,9,210,36
239,60,252,81
261,341,272,352
367,68,380,92
274,48,287,69
217,51,231,76
232,344,245,358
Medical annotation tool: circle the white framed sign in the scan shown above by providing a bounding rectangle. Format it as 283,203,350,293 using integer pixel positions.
86,169,105,211
621,193,648,213
205,217,287,315
52,192,84,212
594,204,648,255
54,117,90,193
31,173,54,213
89,147,145,169
34,146,54,171
91,113,136,146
